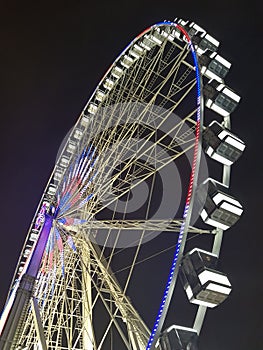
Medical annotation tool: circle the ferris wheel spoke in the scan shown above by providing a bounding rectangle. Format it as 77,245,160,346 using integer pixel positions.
60,139,195,221
83,238,150,349
90,118,196,212
141,47,189,103
94,106,197,192
90,147,195,220
74,41,196,173
77,219,211,234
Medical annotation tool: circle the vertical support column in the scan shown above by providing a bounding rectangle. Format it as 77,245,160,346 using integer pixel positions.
194,115,232,334
81,240,95,349
0,215,53,350
31,297,48,350
127,321,146,350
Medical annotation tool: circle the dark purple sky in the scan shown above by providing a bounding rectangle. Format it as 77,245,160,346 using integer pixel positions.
0,1,262,349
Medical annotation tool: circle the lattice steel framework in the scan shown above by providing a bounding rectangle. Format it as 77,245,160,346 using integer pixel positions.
1,20,238,350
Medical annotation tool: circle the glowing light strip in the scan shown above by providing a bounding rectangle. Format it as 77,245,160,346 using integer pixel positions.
57,146,97,216
146,21,202,350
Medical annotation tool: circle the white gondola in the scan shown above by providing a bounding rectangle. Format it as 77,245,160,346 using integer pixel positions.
200,51,231,82
204,80,241,117
180,248,232,308
198,178,243,230
203,121,245,165
160,325,198,350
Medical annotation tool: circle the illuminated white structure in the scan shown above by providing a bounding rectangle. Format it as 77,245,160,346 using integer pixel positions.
174,19,206,41
160,325,198,350
180,248,232,308
203,121,245,165
198,178,243,230
204,80,241,117
174,19,219,56
0,19,244,350
200,51,231,82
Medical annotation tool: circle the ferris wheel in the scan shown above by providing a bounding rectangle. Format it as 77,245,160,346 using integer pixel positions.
0,19,245,350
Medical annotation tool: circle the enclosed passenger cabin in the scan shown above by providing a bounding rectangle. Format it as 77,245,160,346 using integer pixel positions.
180,248,232,308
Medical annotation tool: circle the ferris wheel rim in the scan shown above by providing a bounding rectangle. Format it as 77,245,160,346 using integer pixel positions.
3,20,207,350
53,21,204,349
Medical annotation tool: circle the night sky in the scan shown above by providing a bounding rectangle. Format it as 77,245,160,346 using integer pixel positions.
0,1,262,349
